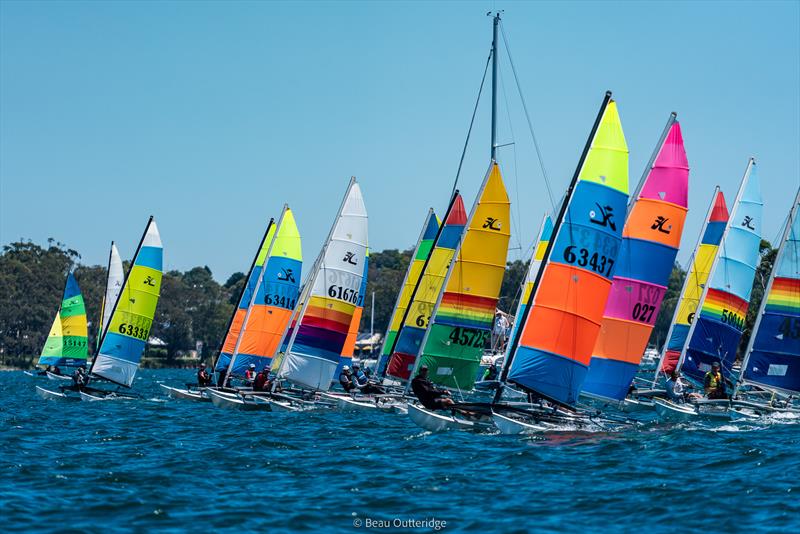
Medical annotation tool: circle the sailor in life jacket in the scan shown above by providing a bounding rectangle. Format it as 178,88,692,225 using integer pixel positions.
703,361,728,399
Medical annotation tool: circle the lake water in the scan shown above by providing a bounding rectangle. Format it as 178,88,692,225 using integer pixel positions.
2,369,798,533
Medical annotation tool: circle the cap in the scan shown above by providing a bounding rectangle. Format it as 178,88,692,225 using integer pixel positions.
420,365,429,371
200,363,206,368
342,365,350,371
712,361,720,368
249,364,256,369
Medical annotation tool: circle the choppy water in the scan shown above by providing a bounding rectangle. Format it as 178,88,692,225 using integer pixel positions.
2,369,798,533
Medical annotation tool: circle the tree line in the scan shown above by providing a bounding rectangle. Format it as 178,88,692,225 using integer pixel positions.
0,238,775,367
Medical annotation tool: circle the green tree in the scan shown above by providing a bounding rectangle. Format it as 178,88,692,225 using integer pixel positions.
738,239,776,359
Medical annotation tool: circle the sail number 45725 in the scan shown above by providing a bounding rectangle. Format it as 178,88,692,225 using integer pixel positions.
448,327,489,348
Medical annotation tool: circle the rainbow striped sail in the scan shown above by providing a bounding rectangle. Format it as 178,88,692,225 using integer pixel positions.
38,272,88,367
502,215,553,363
582,118,689,401
278,178,368,391
337,248,370,375
377,209,439,376
217,206,303,376
740,188,799,393
97,242,123,350
681,160,762,382
412,163,511,390
505,94,629,406
385,194,467,381
655,188,729,380
91,217,163,387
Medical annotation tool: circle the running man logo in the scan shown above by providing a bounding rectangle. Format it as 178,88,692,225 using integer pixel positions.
144,275,156,287
651,216,672,234
482,217,502,231
277,268,296,283
742,215,755,230
343,252,358,265
589,203,617,231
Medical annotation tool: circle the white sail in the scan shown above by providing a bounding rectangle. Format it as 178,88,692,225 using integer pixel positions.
278,179,368,391
102,243,124,336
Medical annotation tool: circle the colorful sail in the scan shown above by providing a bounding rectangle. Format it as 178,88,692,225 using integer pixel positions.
582,119,689,401
98,242,124,349
224,207,303,375
385,194,467,380
680,160,762,382
338,249,370,375
278,178,368,391
655,188,729,379
377,209,439,376
38,272,88,367
91,218,163,387
740,189,800,394
506,95,629,406
412,163,511,390
502,214,553,363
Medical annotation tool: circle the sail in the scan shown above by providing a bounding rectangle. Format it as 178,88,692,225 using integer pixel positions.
582,120,690,401
91,218,163,387
338,248,370,375
681,160,762,383
656,189,729,378
385,194,468,380
279,179,368,391
377,209,439,376
502,215,553,364
740,189,800,393
215,221,276,373
38,272,88,367
99,243,124,346
506,97,629,406
225,208,303,375
413,163,511,390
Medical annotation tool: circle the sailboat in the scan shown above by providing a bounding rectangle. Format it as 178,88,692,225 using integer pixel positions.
489,91,630,434
78,217,164,400
269,177,368,410
375,208,439,378
653,159,763,421
97,242,124,352
581,114,690,405
730,188,800,417
33,272,89,396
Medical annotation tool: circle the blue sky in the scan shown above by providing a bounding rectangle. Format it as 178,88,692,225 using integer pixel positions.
1,1,798,281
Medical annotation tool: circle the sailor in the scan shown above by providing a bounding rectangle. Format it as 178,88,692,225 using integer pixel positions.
197,363,212,387
666,369,686,403
252,366,270,392
244,363,257,384
217,369,229,388
482,363,498,381
411,365,454,410
72,365,88,388
339,365,357,393
38,365,52,376
703,361,729,399
52,365,62,376
352,363,384,395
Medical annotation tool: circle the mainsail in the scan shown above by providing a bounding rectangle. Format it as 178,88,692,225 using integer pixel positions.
582,117,689,401
410,163,511,390
217,206,303,376
739,188,800,394
278,178,368,391
654,188,729,380
91,217,163,387
38,272,88,367
338,248,370,375
504,93,629,406
680,159,762,383
97,242,124,349
376,209,439,376
385,194,467,380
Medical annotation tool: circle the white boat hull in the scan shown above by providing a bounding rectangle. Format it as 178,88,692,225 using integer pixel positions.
407,403,492,432
36,386,77,401
653,398,697,422
206,389,270,411
491,411,549,434
620,397,655,413
46,371,71,382
160,384,210,402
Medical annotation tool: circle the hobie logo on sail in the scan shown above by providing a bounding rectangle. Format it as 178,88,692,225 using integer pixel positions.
589,203,616,231
343,252,358,265
482,217,502,231
277,268,296,283
742,215,755,230
651,216,672,234
144,275,156,287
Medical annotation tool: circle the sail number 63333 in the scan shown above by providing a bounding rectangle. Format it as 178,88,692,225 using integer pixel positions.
118,323,150,341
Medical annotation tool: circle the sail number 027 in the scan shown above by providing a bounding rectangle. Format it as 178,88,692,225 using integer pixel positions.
562,246,615,276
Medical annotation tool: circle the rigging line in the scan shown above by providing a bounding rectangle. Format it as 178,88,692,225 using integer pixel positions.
498,56,525,258
451,46,492,197
499,20,556,213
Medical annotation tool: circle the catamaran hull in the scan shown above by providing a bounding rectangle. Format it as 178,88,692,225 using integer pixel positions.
36,386,77,401
653,398,697,422
46,372,71,382
406,403,492,432
620,397,655,413
491,411,550,434
160,384,210,402
206,389,270,411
